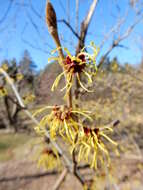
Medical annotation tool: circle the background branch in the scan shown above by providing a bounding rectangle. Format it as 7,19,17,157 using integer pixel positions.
76,0,98,54
98,13,143,69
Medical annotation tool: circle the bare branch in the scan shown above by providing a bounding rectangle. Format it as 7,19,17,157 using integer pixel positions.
57,19,81,40
0,171,58,183
76,0,79,34
74,0,98,103
67,0,70,23
0,0,13,24
27,12,41,36
28,0,44,20
99,10,129,50
52,168,68,190
59,0,67,18
21,22,52,54
98,13,143,69
76,0,98,54
6,95,27,110
22,37,51,55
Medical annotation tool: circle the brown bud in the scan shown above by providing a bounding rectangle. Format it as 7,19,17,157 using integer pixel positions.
46,2,57,31
45,1,64,63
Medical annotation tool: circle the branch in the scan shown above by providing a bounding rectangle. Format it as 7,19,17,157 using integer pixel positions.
72,134,85,186
74,0,98,104
52,168,68,190
99,10,129,50
57,19,81,40
75,0,79,34
76,0,98,54
6,95,27,110
28,0,44,21
98,13,143,69
0,171,58,183
0,68,72,172
21,3,53,53
0,0,13,24
22,37,51,55
21,22,51,54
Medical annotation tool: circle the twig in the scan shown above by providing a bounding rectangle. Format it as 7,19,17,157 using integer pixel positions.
0,171,58,183
76,0,98,54
72,134,85,186
98,13,143,69
75,0,79,35
0,0,13,24
75,0,99,100
57,19,81,40
52,168,68,190
6,95,27,110
28,0,44,20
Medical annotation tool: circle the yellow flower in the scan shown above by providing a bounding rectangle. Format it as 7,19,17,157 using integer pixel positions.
16,73,23,81
37,147,61,170
34,105,92,144
49,42,99,95
1,63,8,71
23,94,35,104
0,86,7,97
73,125,117,169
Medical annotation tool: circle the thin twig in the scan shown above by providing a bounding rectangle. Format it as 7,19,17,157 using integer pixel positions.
0,0,13,24
0,171,58,183
58,19,81,40
98,13,143,69
52,168,68,190
76,0,98,54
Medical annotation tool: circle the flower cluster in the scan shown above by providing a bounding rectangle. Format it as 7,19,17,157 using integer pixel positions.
34,43,118,171
34,104,118,169
73,125,117,169
23,94,35,105
37,147,61,170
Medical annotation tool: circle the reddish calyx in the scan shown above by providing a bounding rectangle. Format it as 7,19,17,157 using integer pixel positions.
42,148,57,158
84,127,100,138
84,127,91,136
65,54,86,73
53,105,71,121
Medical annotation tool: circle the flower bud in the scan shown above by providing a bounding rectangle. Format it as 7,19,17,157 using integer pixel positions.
46,2,57,34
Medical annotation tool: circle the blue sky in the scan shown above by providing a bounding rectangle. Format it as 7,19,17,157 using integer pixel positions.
0,0,143,70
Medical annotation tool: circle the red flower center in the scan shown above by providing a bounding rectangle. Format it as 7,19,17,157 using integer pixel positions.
65,54,86,73
84,127,91,136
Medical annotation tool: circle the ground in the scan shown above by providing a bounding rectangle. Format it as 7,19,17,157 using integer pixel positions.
0,133,143,190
